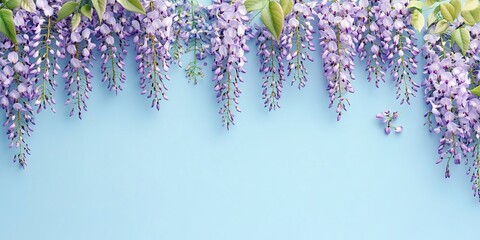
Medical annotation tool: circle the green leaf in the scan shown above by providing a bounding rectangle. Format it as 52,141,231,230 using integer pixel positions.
261,1,284,41
80,4,92,20
426,0,438,8
434,19,449,33
244,0,267,12
451,27,470,55
450,0,461,16
19,0,35,12
280,0,293,17
4,0,21,9
407,1,423,10
71,12,81,31
58,1,79,21
471,85,480,96
440,2,457,22
92,0,107,21
411,9,425,32
427,11,437,27
461,6,480,25
0,9,17,43
463,0,479,11
117,0,146,14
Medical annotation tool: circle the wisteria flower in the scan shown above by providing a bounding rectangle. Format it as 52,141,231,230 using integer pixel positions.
376,110,402,135
131,0,176,110
317,0,358,120
208,0,251,129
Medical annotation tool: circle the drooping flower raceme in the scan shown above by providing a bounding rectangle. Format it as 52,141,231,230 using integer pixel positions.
356,0,386,87
317,0,358,121
283,0,316,89
33,0,62,113
208,0,251,129
423,32,475,179
172,0,211,84
0,9,39,167
381,0,419,104
131,0,175,110
96,0,130,94
58,19,96,119
255,25,286,111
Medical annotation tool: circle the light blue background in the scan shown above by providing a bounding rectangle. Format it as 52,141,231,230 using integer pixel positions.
1,32,479,239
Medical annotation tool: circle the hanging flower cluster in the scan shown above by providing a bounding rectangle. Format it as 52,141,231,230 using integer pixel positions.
172,0,211,84
317,0,358,121
3,0,478,202
209,0,251,129
357,0,419,103
417,0,480,200
255,25,287,111
0,0,419,163
284,1,316,89
132,0,175,111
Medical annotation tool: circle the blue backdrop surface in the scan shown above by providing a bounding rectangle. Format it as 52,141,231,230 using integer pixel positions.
0,37,479,239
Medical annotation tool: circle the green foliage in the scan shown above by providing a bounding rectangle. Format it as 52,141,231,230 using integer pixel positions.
91,0,106,21
80,4,92,20
471,85,480,96
407,1,423,10
0,8,16,43
244,0,293,41
261,1,284,40
4,0,20,9
19,0,34,12
433,19,448,33
58,1,79,21
244,0,267,12
279,0,292,17
117,0,146,14
416,0,480,56
440,2,457,22
451,27,470,55
411,9,425,32
71,12,81,30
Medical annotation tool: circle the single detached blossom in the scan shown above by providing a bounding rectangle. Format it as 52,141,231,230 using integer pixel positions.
208,0,251,129
376,110,402,135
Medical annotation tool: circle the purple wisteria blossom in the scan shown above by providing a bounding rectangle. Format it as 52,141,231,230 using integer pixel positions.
382,0,419,104
172,0,211,84
255,25,286,111
357,0,386,87
317,0,358,121
284,0,316,89
96,0,130,94
208,0,251,129
423,30,477,186
33,0,62,113
131,0,175,110
58,19,96,119
0,9,39,167
376,110,402,135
